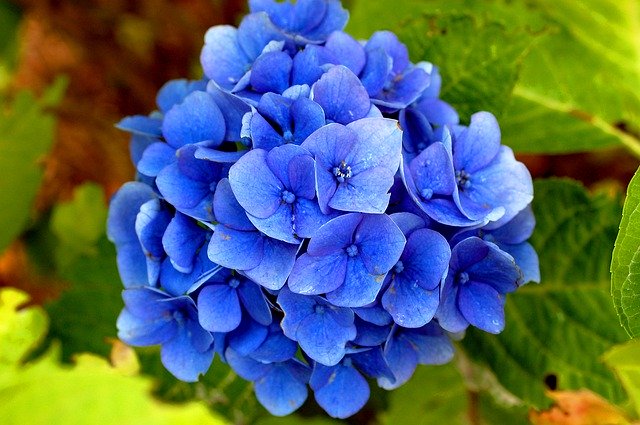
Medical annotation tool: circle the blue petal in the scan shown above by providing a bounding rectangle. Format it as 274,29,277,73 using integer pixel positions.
301,0,349,42
325,31,365,75
409,142,456,196
229,148,283,219
207,83,252,140
353,318,391,346
195,148,246,163
290,97,326,143
288,252,347,295
197,284,242,332
306,213,362,257
162,91,226,149
414,97,459,126
237,13,285,60
265,143,311,191
351,348,395,381
287,151,317,199
329,167,394,213
226,347,270,380
312,363,370,419
360,48,391,96
237,280,272,326
250,324,298,362
355,214,406,275
485,204,535,243
401,228,450,290
453,111,501,173
200,25,251,91
366,31,409,74
156,78,207,113
466,240,522,293
248,204,298,244
297,310,356,366
250,51,293,94
405,323,455,365
156,162,210,209
228,317,269,356
161,326,214,382
500,242,540,284
382,277,439,328
311,66,370,124
135,199,172,285
255,362,309,416
293,197,334,239
389,212,427,237
458,282,506,334
117,308,175,346
353,304,393,326
207,225,264,271
325,257,385,307
378,331,418,390
278,287,317,337
346,118,402,176
241,237,298,290
116,115,162,137
213,178,255,231
435,276,468,333
162,212,207,274
250,112,288,150
137,142,175,177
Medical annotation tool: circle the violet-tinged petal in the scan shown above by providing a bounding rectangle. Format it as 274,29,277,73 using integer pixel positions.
306,213,362,256
250,325,298,363
197,284,242,332
207,225,264,270
346,118,402,175
353,304,393,326
453,111,501,173
293,197,334,239
156,79,207,113
458,282,506,334
360,48,391,96
162,91,225,149
265,144,310,189
156,162,211,210
116,115,163,138
409,142,456,196
290,97,326,143
366,31,409,74
206,83,251,140
355,214,406,275
325,257,385,307
302,0,349,43
137,142,175,177
237,280,272,326
251,113,287,150
378,332,418,390
213,178,255,231
135,199,171,285
312,363,370,419
329,167,394,214
288,153,317,199
255,363,309,416
237,13,285,60
466,241,522,293
311,66,370,124
195,148,246,163
415,98,459,126
351,348,395,381
250,51,293,94
372,66,430,111
161,327,214,382
389,212,427,237
485,204,536,242
404,324,454,365
241,238,298,290
501,242,540,284
401,229,450,290
278,287,317,336
287,252,347,295
353,318,390,346
248,204,298,244
229,149,283,219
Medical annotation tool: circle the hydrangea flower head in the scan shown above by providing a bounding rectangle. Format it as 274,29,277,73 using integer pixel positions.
109,0,539,419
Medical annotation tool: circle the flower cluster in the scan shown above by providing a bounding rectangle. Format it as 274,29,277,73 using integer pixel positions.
108,0,539,418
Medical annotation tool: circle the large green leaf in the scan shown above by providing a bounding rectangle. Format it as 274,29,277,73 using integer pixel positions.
611,167,640,337
0,288,228,425
462,179,629,408
347,0,640,155
0,82,65,253
395,13,533,121
604,339,640,417
0,1,20,88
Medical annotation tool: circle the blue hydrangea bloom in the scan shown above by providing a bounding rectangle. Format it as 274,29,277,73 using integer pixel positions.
301,118,402,214
111,0,540,418
117,287,214,382
288,213,406,307
436,236,523,334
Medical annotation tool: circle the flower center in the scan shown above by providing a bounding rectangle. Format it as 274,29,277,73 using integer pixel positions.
420,188,433,201
346,244,359,257
333,161,352,183
283,129,294,143
314,304,325,314
281,190,296,204
394,260,405,274
228,278,241,289
457,272,470,285
456,169,472,191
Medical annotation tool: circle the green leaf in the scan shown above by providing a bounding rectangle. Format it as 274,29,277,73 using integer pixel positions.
0,288,228,425
604,339,640,417
379,362,529,425
347,0,640,155
50,182,108,268
45,237,123,360
0,1,20,88
0,83,64,253
612,167,640,337
392,13,533,120
462,179,629,408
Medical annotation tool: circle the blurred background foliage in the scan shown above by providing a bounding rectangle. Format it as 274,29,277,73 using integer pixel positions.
1,0,640,424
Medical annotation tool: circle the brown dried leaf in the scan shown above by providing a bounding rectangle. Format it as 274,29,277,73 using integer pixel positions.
529,390,632,425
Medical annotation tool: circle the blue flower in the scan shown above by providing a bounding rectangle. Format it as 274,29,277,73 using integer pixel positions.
197,269,272,333
301,118,402,214
288,213,406,307
278,287,356,365
436,236,523,334
243,92,325,150
117,287,214,382
451,112,534,225
310,358,370,419
226,347,311,416
229,144,334,243
378,322,454,389
381,213,451,328
249,0,348,45
207,178,298,289
409,64,459,126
